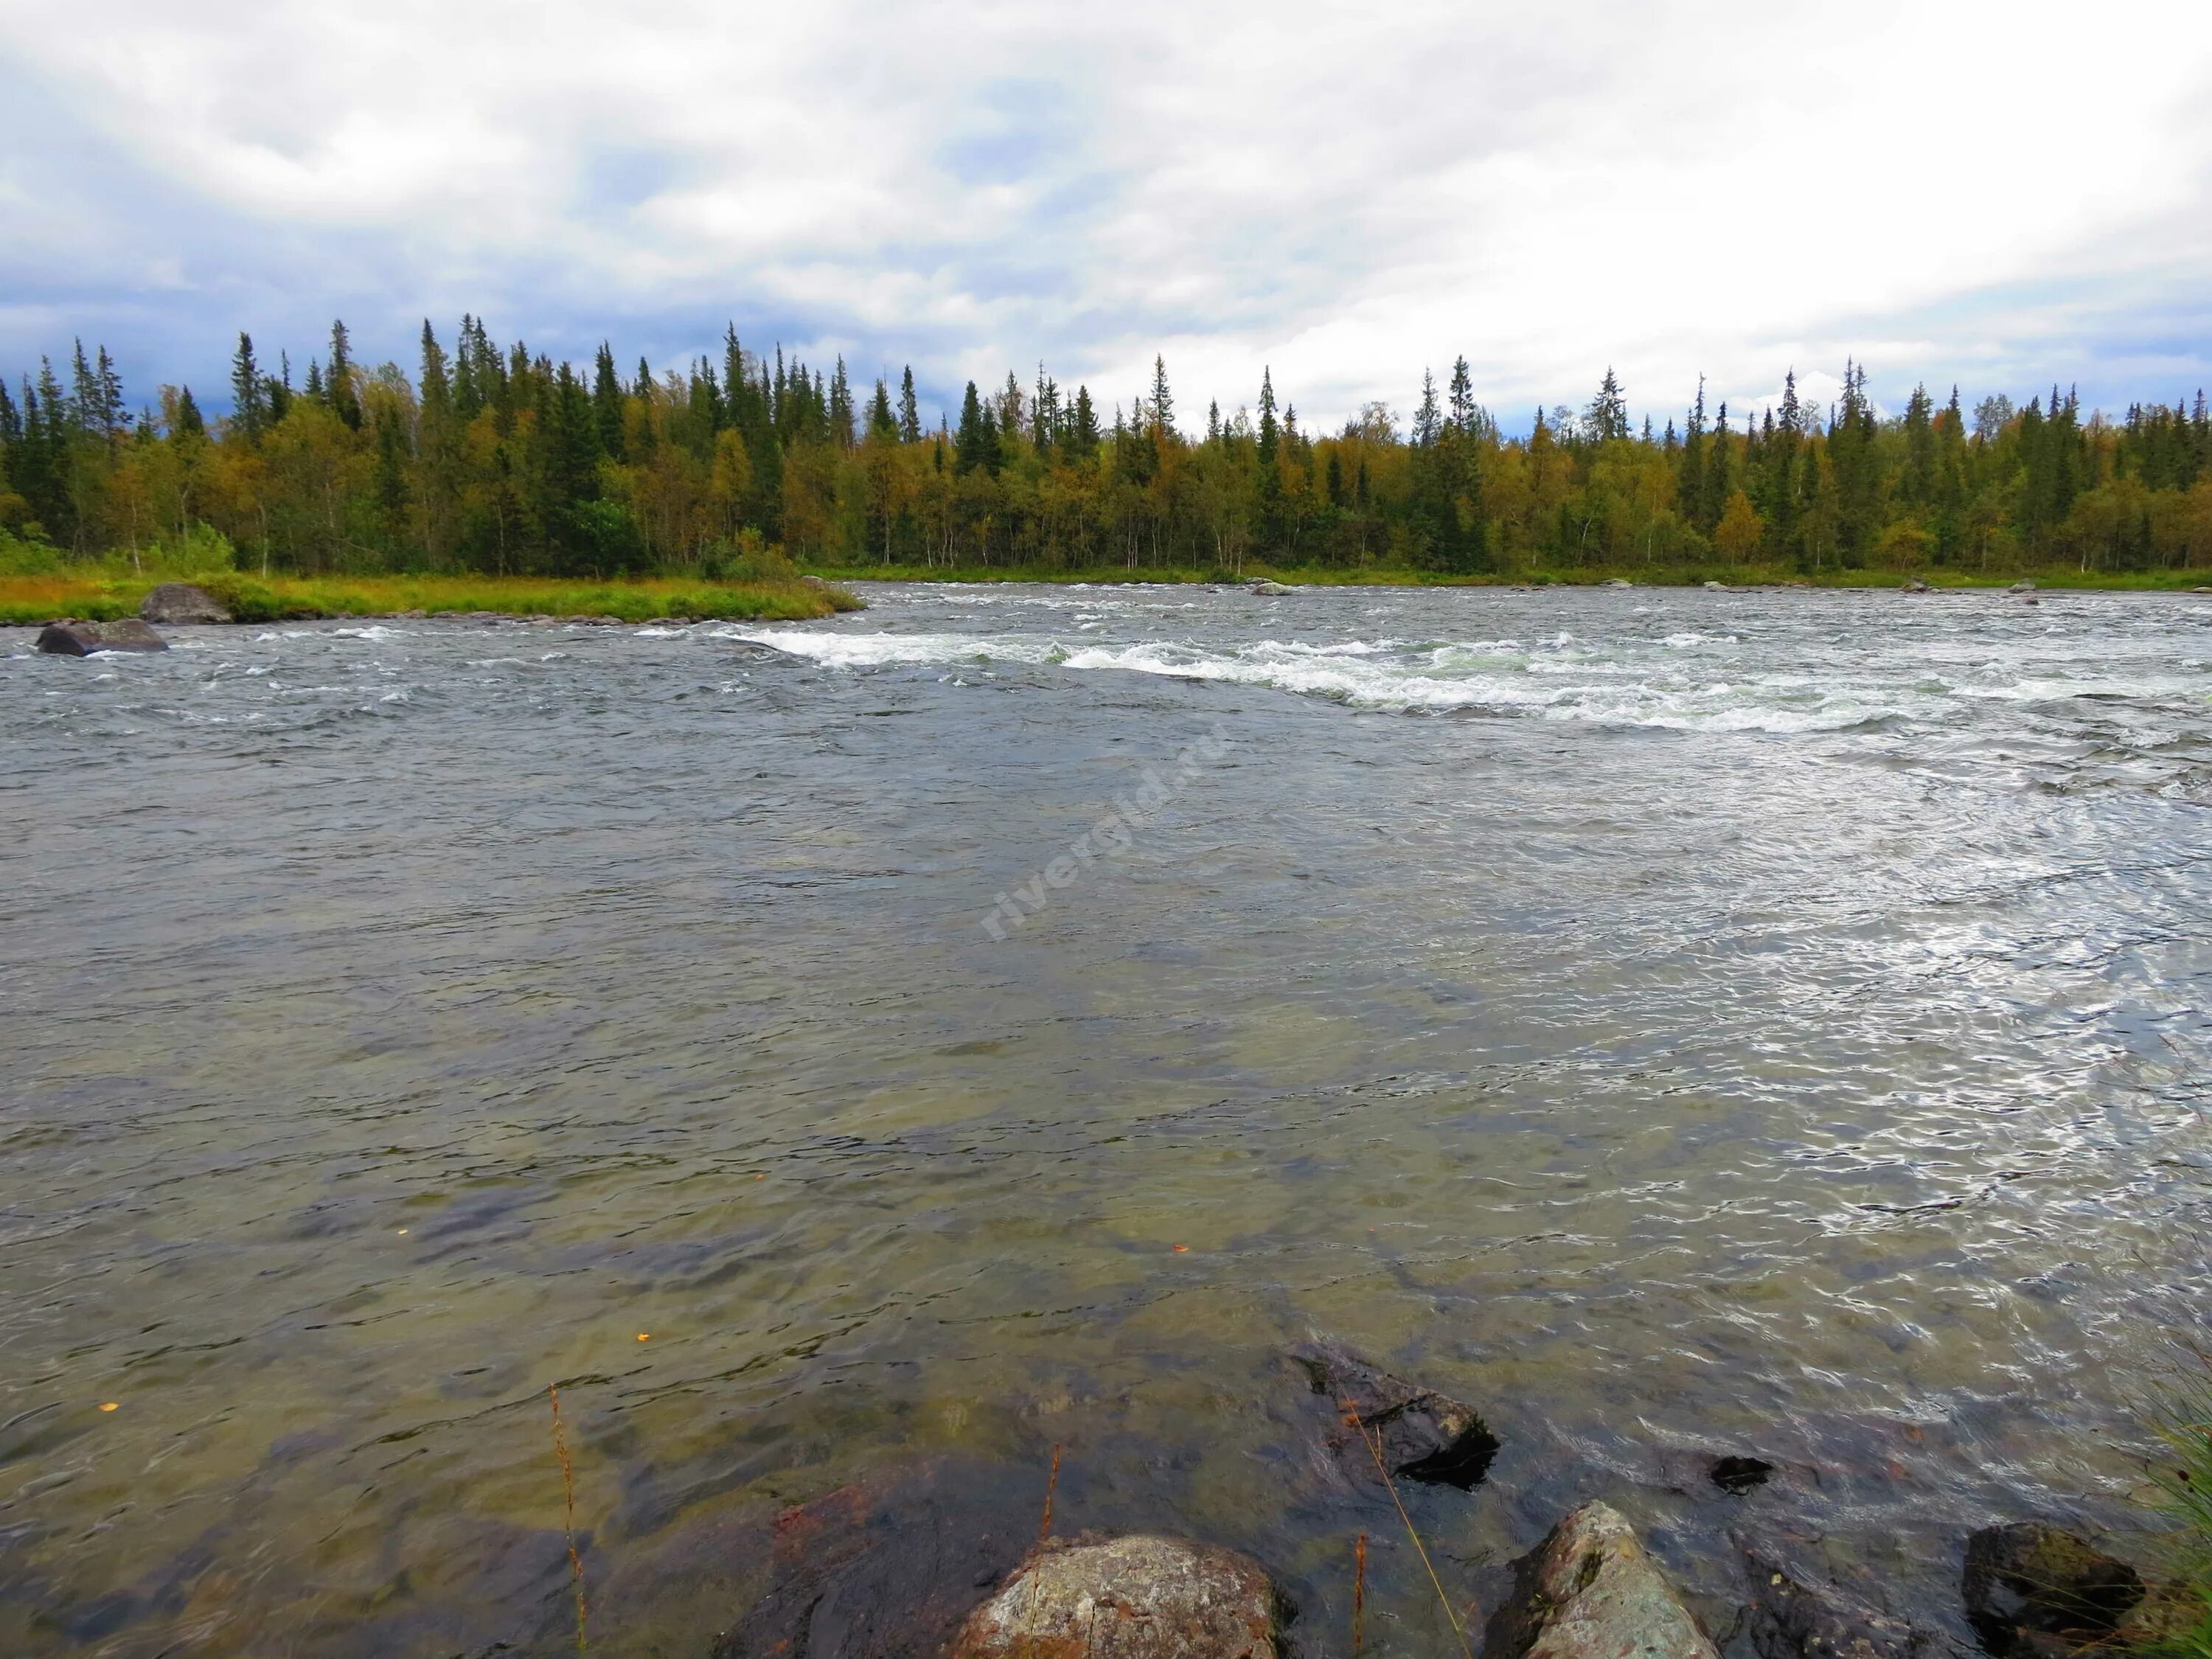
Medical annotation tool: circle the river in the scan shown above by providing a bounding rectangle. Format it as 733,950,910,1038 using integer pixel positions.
3,582,2208,1657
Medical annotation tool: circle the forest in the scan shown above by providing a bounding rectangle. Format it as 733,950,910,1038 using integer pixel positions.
4,319,2210,583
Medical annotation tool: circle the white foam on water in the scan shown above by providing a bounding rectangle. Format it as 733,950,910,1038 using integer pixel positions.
731,613,2208,734
735,628,1066,667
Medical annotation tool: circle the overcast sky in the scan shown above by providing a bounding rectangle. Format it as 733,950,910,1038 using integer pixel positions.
4,0,2209,432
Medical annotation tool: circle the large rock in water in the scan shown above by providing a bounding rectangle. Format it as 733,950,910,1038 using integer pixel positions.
1290,1340,1500,1489
953,1534,1284,1659
1484,1503,1718,1659
37,618,168,655
1963,1524,2144,1658
139,582,231,623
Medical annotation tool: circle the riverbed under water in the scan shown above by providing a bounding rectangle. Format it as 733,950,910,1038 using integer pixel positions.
3,582,2209,1658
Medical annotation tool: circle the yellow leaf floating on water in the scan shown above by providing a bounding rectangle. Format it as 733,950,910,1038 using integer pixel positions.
637,1333,650,1341
100,1402,119,1412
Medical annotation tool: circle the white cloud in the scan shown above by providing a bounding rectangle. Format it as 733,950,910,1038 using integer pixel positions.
3,0,2209,426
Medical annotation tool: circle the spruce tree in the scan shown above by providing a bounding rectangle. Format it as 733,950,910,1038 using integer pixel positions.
173,386,206,441
1412,369,1440,447
955,381,988,474
1068,386,1099,459
592,342,625,459
1584,367,1627,442
327,319,361,428
230,333,265,442
899,367,922,443
1448,356,1476,435
830,357,855,449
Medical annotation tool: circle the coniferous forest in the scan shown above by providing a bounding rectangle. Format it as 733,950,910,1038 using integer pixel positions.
4,319,2211,583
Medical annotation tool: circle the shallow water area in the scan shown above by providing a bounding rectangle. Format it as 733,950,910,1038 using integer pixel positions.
2,584,2209,1658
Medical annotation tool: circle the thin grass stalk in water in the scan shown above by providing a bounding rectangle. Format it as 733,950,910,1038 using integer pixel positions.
1038,1443,1063,1544
1354,1531,1368,1659
1338,1397,1475,1659
549,1384,588,1655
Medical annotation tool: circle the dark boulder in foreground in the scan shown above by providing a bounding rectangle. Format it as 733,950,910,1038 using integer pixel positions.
1741,1545,1932,1659
139,582,231,623
953,1534,1286,1659
1963,1523,2143,1658
1290,1340,1500,1489
37,618,168,655
1485,1502,1719,1659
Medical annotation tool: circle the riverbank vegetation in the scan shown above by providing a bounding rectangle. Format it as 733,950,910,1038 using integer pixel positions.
4,324,2208,587
2152,1358,2212,1659
0,533,856,625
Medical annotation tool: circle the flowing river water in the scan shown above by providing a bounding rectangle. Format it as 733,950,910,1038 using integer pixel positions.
3,582,2209,1658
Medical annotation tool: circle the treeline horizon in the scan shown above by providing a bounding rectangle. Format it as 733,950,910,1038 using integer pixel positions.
3,320,2209,581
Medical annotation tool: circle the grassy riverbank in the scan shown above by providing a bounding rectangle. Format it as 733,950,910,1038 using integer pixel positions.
0,570,861,627
2154,1360,2212,1658
802,560,2212,592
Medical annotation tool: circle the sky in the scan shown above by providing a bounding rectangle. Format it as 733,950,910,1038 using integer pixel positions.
3,0,2211,434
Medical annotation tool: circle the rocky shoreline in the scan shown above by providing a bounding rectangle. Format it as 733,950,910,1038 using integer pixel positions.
707,1343,2201,1659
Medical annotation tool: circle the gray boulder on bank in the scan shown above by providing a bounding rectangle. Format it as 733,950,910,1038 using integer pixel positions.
139,582,231,623
1290,1339,1500,1489
953,1534,1284,1659
1963,1523,2145,1659
37,618,168,655
1485,1502,1719,1659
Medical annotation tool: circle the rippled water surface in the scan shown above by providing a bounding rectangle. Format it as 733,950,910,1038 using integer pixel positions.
4,583,2209,1658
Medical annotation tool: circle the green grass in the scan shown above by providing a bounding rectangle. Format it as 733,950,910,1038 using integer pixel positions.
802,559,2212,591
0,570,861,627
2146,1355,2212,1658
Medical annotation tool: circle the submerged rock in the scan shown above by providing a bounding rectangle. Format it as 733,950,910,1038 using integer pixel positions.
1962,1523,2143,1658
1710,1455,1775,1495
139,581,231,624
953,1534,1285,1659
1484,1502,1718,1659
709,1459,1035,1659
37,618,168,655
1741,1546,1931,1659
1290,1340,1500,1489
